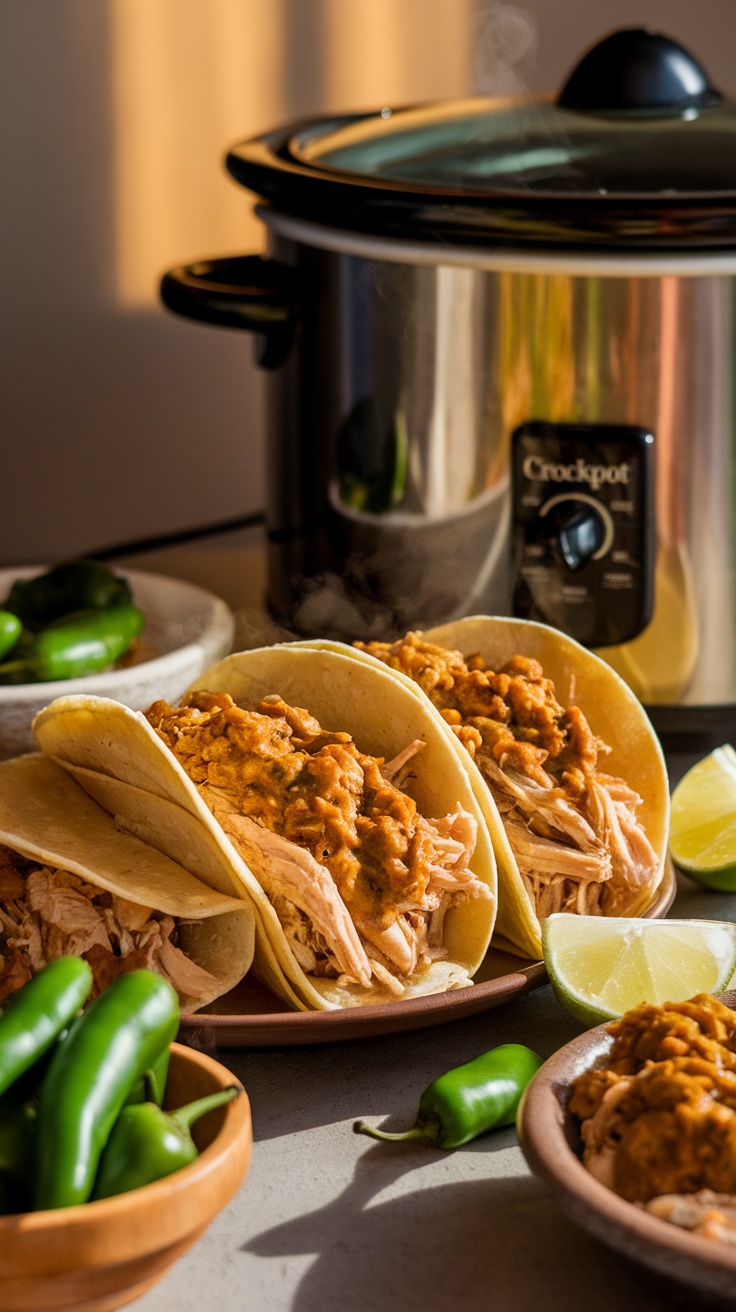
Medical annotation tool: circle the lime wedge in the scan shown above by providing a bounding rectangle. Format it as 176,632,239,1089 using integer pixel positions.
542,914,736,1026
669,745,736,890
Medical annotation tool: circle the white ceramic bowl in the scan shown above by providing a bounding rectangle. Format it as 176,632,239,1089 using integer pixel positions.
0,566,234,760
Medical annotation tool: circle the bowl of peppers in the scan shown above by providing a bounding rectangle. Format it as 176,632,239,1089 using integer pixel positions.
0,958,252,1312
0,560,234,760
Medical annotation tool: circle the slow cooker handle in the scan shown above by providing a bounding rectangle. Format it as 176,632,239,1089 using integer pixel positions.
160,255,298,369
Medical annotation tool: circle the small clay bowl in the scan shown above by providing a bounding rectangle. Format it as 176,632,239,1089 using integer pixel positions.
0,1042,252,1312
517,1017,736,1303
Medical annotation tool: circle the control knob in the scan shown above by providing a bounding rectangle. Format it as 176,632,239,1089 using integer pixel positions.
538,495,614,572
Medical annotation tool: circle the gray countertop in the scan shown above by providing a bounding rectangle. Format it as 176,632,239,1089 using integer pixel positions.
121,546,722,1311
133,861,724,1312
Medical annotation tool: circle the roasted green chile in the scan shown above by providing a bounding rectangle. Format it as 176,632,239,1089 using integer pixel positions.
0,602,144,682
0,957,92,1099
3,561,132,629
35,970,179,1210
354,1043,543,1149
93,1085,240,1199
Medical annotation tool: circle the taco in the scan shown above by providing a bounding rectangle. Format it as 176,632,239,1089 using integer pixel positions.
33,645,498,1010
0,753,254,1012
307,616,669,959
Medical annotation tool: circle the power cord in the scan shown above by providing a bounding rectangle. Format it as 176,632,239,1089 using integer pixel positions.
88,510,266,561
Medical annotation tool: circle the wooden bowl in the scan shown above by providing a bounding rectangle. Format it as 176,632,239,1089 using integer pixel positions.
517,1018,736,1302
0,1043,252,1312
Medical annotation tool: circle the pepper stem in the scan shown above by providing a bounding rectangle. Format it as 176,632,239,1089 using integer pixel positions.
353,1120,429,1143
170,1085,240,1132
142,1069,158,1104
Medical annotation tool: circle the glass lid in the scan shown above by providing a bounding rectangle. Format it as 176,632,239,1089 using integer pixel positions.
226,29,736,249
291,99,736,198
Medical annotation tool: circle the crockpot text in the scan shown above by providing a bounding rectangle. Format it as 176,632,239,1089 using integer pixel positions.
522,455,631,491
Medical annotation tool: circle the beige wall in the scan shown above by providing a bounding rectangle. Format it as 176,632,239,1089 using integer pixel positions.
2,0,736,564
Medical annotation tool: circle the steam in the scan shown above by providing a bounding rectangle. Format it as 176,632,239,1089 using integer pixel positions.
471,4,576,189
292,572,402,642
287,485,511,643
472,3,538,96
232,605,293,651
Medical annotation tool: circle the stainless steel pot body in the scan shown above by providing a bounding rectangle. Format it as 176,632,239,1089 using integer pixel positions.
261,212,736,709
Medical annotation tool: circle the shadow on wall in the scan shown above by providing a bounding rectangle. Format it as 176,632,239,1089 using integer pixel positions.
0,0,269,565
0,0,473,565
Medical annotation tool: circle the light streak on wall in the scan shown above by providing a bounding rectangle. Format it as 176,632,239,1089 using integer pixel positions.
110,0,474,307
110,0,284,305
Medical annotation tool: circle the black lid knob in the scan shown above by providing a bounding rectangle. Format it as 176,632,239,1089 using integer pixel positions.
558,28,723,112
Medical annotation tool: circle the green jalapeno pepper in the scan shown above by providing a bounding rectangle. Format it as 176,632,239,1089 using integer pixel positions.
93,1085,240,1199
0,1171,22,1216
0,1079,37,1203
35,969,179,1210
3,561,132,629
0,1088,35,1175
0,602,144,682
0,957,92,1099
0,611,22,661
354,1043,543,1149
0,1031,76,1209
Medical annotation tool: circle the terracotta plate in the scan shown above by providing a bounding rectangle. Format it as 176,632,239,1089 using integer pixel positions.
178,861,676,1048
518,979,736,1302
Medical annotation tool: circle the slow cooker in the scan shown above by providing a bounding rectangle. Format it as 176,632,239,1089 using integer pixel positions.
161,28,736,745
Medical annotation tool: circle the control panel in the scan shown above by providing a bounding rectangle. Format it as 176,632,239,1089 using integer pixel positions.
511,421,655,647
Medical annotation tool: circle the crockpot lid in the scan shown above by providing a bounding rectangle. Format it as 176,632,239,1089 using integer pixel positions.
227,28,736,249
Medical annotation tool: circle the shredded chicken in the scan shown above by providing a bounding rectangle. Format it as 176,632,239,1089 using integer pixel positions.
146,690,489,996
644,1191,736,1243
380,740,426,785
357,632,659,921
206,798,373,988
570,996,736,1221
0,844,217,1005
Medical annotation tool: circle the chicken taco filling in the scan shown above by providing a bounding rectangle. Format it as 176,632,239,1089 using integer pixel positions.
0,843,219,1006
570,995,736,1242
356,633,659,921
145,690,489,998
